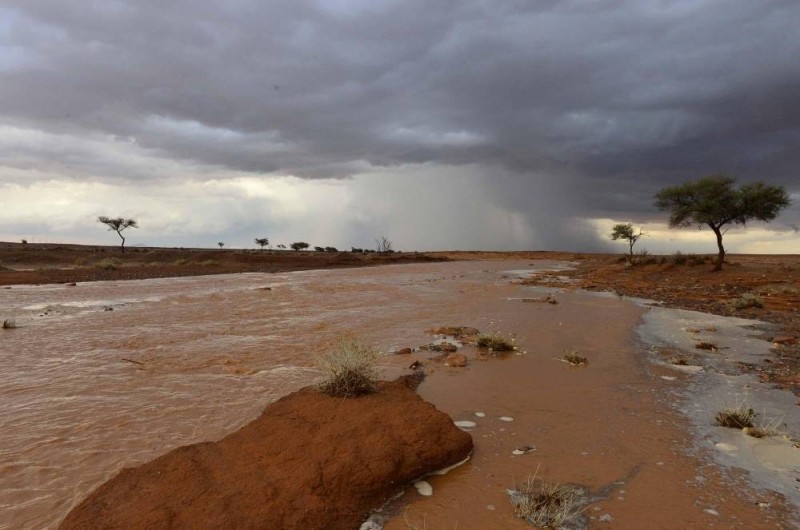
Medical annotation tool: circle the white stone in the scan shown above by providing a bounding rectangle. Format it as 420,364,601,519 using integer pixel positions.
598,514,613,522
714,442,738,453
703,508,719,516
359,514,384,530
499,416,514,422
474,412,486,417
454,420,477,429
414,481,433,496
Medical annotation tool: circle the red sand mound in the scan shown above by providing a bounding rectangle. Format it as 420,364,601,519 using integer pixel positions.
60,379,473,530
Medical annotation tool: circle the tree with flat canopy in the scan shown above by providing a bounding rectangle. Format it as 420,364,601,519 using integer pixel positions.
254,237,269,250
97,216,138,253
654,175,790,271
610,223,643,263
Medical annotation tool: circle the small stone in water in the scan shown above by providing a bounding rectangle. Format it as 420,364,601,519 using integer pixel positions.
474,412,486,417
414,481,433,496
454,420,477,429
499,416,514,422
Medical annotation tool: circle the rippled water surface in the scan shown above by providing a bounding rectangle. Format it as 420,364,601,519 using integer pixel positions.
0,261,532,529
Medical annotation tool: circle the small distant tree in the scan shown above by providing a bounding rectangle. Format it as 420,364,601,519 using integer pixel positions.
290,242,309,252
277,244,287,250
324,246,338,252
655,175,790,271
255,237,269,250
375,236,393,253
610,223,644,263
97,216,138,253
314,246,325,252
218,241,224,248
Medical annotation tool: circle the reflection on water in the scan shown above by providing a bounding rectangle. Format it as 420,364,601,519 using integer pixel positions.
0,261,537,529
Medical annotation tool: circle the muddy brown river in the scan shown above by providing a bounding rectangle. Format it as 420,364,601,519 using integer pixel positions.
0,261,794,528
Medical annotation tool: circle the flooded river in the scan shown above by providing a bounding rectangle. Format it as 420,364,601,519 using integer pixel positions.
0,261,795,528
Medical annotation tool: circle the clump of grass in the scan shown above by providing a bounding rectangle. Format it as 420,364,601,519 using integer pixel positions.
476,333,515,352
732,293,764,310
199,259,219,266
668,355,690,366
173,258,190,266
694,341,717,351
743,414,784,438
508,471,586,528
316,339,380,397
715,405,756,429
2,319,17,329
563,350,588,366
94,258,122,271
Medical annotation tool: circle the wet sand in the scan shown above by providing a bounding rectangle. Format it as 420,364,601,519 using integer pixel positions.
0,260,795,528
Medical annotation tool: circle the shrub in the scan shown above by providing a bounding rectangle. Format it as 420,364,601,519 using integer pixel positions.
563,350,588,366
732,293,764,310
476,333,515,352
94,258,122,270
715,405,756,429
316,339,380,397
508,471,586,528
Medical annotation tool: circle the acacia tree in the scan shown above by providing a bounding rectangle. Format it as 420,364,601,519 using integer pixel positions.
290,241,309,252
218,241,224,248
254,237,269,250
655,175,790,271
97,216,138,253
610,223,644,263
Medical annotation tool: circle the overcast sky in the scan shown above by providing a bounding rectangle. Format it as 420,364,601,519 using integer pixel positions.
1,0,798,252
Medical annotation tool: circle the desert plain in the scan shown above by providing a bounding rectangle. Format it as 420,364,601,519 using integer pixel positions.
1,242,799,529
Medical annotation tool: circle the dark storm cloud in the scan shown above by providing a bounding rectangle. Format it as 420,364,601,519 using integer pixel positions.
1,0,798,227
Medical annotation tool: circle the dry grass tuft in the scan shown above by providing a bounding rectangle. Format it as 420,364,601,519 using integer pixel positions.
508,471,586,528
694,341,717,351
476,333,515,352
563,350,588,366
2,319,17,329
732,293,764,310
94,258,122,271
668,355,690,365
715,405,756,429
316,339,380,397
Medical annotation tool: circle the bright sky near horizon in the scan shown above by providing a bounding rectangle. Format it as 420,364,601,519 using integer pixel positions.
1,1,798,253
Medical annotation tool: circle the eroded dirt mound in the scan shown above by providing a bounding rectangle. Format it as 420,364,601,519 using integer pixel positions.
60,379,472,530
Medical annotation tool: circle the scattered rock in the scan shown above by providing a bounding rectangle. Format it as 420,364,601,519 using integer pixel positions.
256,286,272,291
429,326,479,338
772,336,797,345
444,353,467,367
103,307,114,312
66,282,77,287
499,416,514,422
454,420,477,429
61,379,473,530
474,412,485,418
395,348,412,355
512,445,535,455
429,343,457,353
408,360,422,370
598,514,613,522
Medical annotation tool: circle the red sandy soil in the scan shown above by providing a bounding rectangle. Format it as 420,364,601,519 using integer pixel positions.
0,242,445,286
60,378,472,530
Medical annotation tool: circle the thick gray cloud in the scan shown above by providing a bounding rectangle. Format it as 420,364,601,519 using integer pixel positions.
1,0,798,249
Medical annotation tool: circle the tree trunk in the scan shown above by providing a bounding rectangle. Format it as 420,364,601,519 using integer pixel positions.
710,224,724,271
118,232,126,254
628,240,634,263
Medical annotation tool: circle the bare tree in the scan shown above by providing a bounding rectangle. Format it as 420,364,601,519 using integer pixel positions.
98,216,138,253
375,236,393,253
